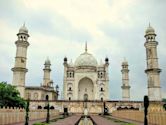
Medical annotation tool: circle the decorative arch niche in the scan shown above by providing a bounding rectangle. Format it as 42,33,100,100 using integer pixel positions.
78,77,94,100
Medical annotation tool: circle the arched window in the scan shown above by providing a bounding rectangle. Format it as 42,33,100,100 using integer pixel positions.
38,105,42,109
101,88,103,91
50,106,55,109
69,87,72,91
84,94,88,101
69,97,71,100
34,93,38,100
45,95,49,100
101,97,103,101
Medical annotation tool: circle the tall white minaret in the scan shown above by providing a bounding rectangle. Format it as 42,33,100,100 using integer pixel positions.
43,58,52,87
11,24,30,98
63,56,68,99
144,24,162,101
121,59,130,101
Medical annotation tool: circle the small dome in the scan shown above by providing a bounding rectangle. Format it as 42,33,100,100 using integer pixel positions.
145,25,155,35
122,61,128,65
122,58,128,65
45,58,51,65
122,60,128,66
75,52,97,67
105,57,109,62
64,57,67,62
19,23,28,34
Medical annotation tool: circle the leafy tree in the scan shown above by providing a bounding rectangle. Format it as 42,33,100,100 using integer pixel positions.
163,98,166,110
162,98,166,102
0,82,26,108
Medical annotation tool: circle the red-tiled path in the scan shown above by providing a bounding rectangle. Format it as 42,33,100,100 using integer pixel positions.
51,115,120,125
12,115,143,125
50,115,81,125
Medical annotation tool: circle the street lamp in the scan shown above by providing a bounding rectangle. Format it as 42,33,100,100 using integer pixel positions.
25,96,30,125
56,85,59,99
46,95,50,123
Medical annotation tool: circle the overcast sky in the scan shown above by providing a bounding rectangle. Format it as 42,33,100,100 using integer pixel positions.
0,0,166,100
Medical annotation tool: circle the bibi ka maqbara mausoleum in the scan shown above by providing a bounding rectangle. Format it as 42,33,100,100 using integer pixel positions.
10,23,163,112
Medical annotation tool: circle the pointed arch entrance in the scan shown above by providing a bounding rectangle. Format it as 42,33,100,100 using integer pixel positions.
78,77,94,100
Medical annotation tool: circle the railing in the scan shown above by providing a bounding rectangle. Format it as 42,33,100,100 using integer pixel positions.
112,110,166,125
0,107,59,125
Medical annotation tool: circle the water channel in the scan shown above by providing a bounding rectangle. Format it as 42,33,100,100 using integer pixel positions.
78,116,94,125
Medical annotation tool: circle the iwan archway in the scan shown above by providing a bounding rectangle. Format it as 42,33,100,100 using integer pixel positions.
78,77,94,100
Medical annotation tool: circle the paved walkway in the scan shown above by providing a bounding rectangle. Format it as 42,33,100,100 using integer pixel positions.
50,115,81,125
12,115,144,125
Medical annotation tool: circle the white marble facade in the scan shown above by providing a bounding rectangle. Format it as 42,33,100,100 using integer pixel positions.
63,44,109,101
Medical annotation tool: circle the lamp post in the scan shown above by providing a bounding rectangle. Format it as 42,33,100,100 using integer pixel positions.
46,95,50,123
25,96,30,125
56,85,59,100
144,95,149,125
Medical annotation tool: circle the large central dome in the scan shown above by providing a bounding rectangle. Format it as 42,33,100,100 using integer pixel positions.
75,44,97,67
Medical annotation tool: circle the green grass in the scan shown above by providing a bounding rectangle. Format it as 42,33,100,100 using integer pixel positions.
49,115,65,122
104,116,135,125
33,123,49,125
33,115,65,125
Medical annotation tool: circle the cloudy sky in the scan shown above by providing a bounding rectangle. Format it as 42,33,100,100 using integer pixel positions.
0,0,166,100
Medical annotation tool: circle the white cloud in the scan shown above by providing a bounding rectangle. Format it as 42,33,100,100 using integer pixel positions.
0,0,166,100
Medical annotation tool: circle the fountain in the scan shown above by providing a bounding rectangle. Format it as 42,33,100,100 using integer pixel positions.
77,100,94,125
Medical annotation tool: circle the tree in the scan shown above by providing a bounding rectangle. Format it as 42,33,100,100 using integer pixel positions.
162,98,166,102
0,82,26,108
162,98,166,110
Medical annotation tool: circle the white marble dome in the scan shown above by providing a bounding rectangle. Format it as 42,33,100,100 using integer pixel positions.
19,24,28,34
75,52,97,67
145,25,155,35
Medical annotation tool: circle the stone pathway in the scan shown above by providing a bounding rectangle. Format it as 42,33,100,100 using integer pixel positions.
50,115,81,125
12,115,143,125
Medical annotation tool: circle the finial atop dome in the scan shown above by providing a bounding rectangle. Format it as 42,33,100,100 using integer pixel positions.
100,59,103,65
69,59,74,66
23,22,25,27
85,41,87,52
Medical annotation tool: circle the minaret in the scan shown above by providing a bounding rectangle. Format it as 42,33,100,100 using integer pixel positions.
11,24,30,98
144,24,162,101
63,56,68,99
43,58,51,87
121,59,130,101
104,57,109,100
